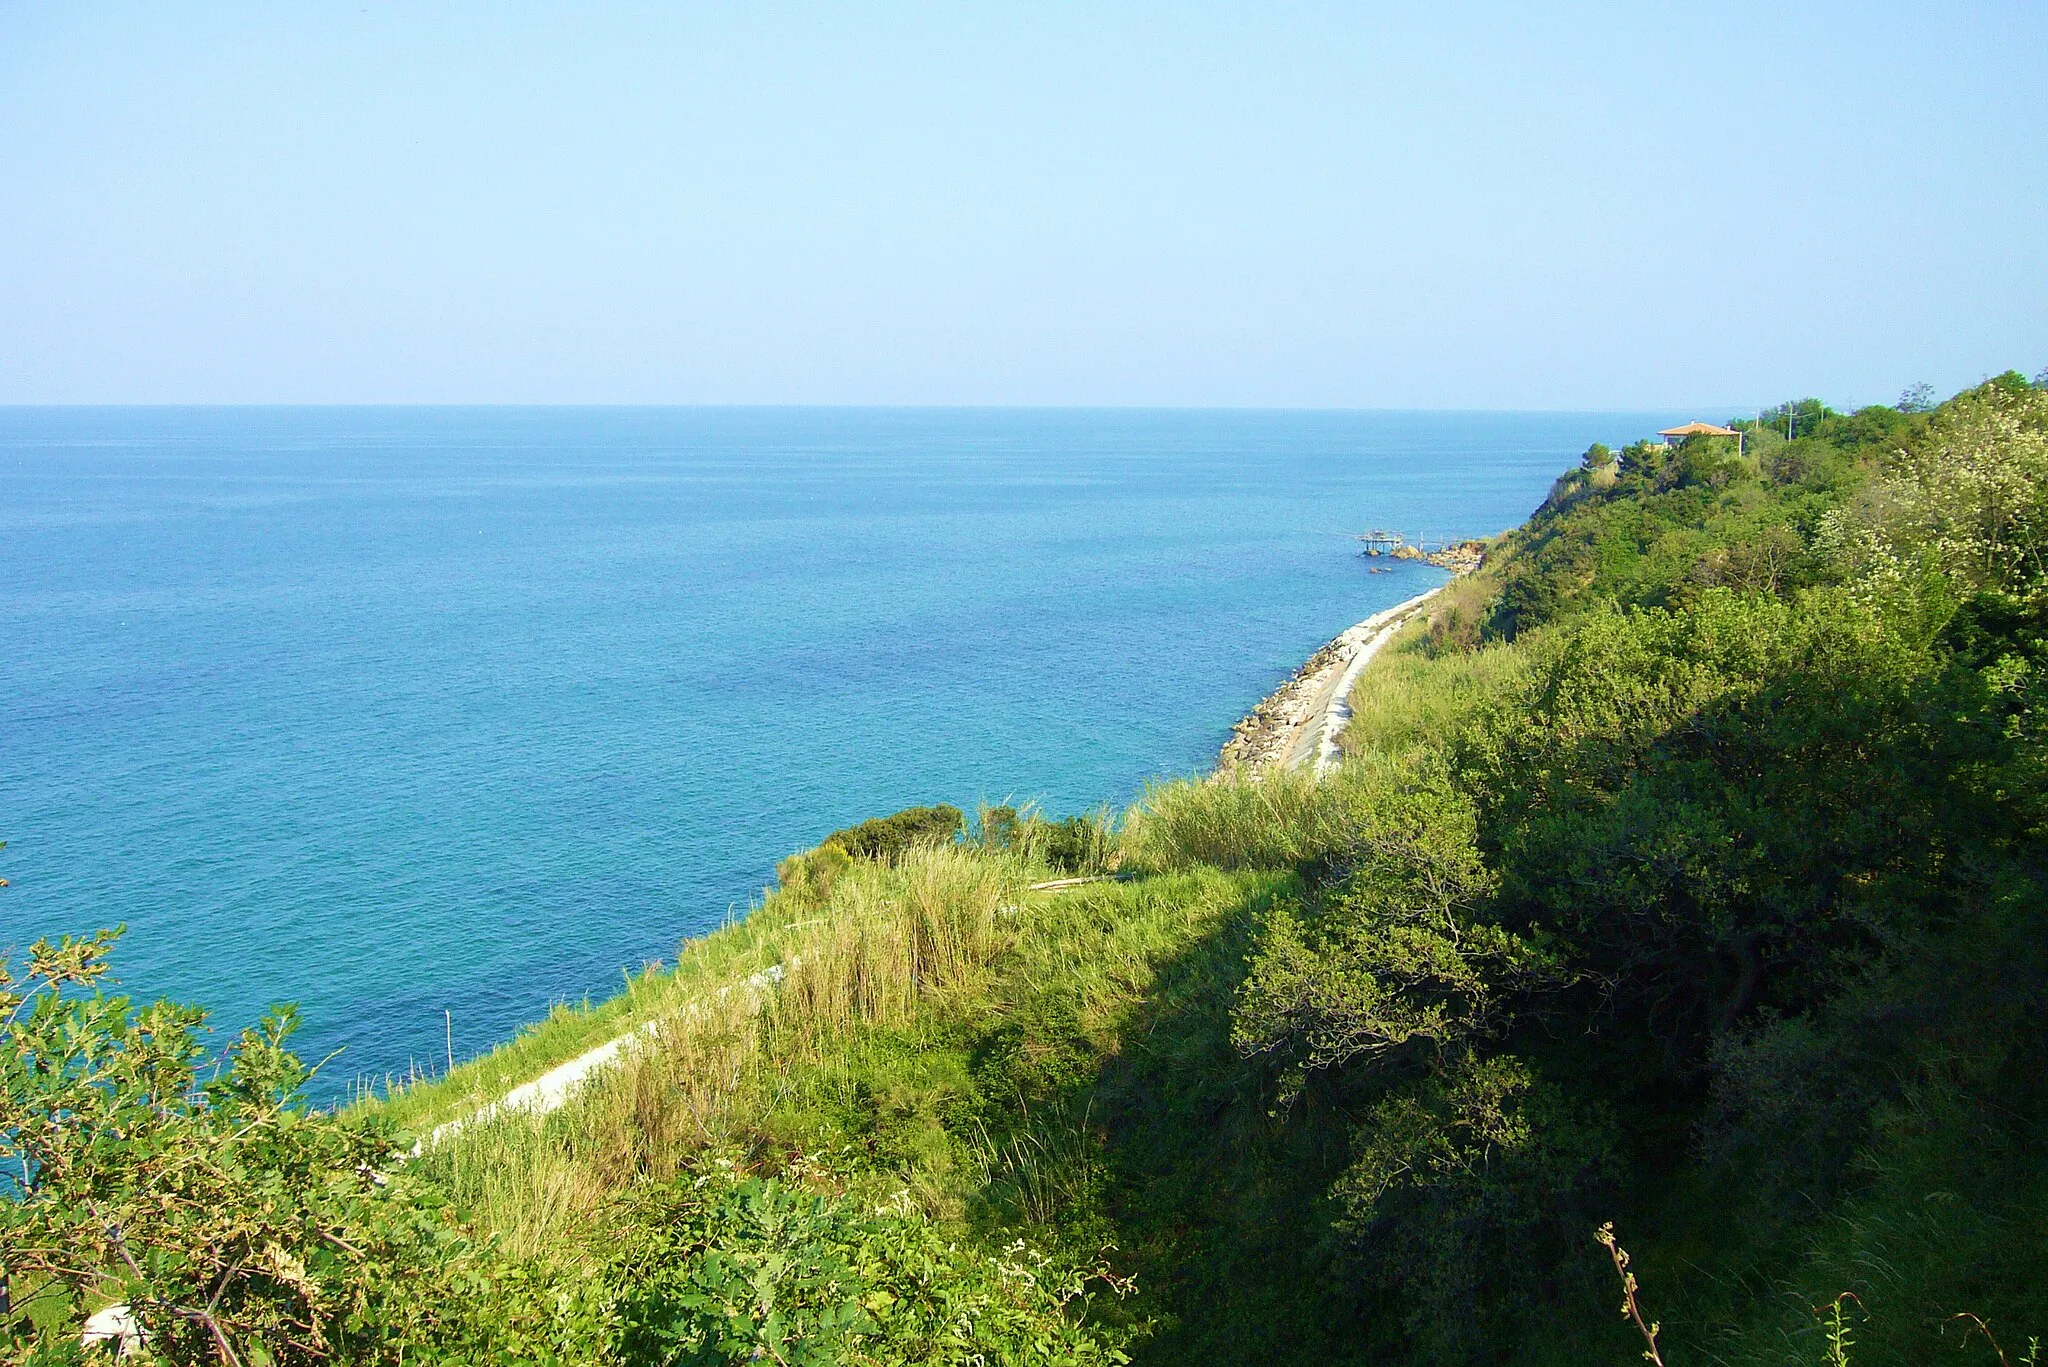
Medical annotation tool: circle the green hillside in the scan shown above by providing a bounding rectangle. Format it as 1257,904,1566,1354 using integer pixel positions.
10,372,2048,1365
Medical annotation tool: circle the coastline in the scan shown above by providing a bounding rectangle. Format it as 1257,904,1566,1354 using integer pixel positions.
1216,586,1441,775
398,586,1445,1137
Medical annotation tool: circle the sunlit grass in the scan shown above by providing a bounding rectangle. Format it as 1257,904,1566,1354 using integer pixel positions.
1337,614,1532,761
395,831,1280,1257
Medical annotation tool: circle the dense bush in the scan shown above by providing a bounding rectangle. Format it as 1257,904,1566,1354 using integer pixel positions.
821,805,965,864
0,931,616,1365
976,805,1117,875
1196,378,2048,1364
610,1161,1130,1366
776,840,853,904
1034,813,1118,875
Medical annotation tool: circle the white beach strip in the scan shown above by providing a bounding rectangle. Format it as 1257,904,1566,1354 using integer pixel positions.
1222,587,1440,774
1308,592,1435,775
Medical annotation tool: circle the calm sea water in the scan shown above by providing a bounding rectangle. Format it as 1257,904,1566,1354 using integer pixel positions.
1,407,1684,1099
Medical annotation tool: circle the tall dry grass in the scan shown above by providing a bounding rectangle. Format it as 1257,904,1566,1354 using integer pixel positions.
772,843,1021,1045
412,842,1031,1255
365,902,797,1134
1337,618,1532,761
1123,765,1397,872
415,983,770,1257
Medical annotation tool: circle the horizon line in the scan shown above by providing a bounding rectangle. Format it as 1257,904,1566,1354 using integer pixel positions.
0,399,1793,416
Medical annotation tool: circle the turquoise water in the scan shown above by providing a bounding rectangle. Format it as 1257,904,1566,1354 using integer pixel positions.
1,407,1681,1098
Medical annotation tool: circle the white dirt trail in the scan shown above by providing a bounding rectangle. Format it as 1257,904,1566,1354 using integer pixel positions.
413,963,788,1152
1218,588,1440,775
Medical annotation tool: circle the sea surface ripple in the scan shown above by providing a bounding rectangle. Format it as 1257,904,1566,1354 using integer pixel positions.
0,406,1685,1098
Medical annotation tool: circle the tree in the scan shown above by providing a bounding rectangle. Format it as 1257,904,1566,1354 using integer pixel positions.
1870,384,2048,596
1898,382,1937,413
1761,398,1831,439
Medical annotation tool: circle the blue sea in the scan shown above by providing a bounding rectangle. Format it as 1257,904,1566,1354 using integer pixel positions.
1,407,1684,1099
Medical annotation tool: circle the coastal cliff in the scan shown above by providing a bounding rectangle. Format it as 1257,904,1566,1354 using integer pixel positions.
19,375,2048,1367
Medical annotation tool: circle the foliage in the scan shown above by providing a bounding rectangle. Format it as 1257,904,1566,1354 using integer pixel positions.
778,841,855,905
1230,777,1533,1095
1898,382,1937,413
1033,813,1119,876
1856,383,2048,597
609,1160,1130,1366
822,806,965,864
977,804,1028,853
1204,375,2048,1364
25,370,2048,1366
977,805,1119,876
0,930,617,1365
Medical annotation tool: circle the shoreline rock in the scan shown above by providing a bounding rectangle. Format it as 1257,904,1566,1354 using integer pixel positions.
1216,588,1443,774
1373,538,1487,572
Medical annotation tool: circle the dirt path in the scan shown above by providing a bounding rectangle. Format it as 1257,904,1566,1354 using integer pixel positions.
1217,588,1438,774
415,963,788,1151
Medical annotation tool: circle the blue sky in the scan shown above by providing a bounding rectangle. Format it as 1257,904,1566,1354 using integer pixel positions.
2,3,2042,408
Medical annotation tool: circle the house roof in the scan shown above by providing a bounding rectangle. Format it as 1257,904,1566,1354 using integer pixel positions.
1658,421,1739,438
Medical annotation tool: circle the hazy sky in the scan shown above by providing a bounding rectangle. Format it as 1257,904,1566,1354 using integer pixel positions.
2,3,2042,408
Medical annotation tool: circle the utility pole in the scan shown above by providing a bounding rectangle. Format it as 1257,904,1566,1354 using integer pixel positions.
444,1009,454,1075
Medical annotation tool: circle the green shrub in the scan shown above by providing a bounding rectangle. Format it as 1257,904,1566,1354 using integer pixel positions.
0,930,614,1366
609,1159,1131,1366
1034,811,1118,876
979,803,1027,851
777,841,854,903
975,804,1117,875
822,805,965,864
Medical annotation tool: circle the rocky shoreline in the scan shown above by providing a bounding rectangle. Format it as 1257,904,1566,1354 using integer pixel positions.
1216,588,1443,773
1216,636,1359,771
1368,538,1487,573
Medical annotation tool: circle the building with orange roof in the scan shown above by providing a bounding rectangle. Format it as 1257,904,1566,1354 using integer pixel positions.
1657,420,1744,457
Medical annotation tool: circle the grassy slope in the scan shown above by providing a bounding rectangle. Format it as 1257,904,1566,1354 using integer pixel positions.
367,888,805,1136
368,383,2048,1366
370,844,1285,1263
